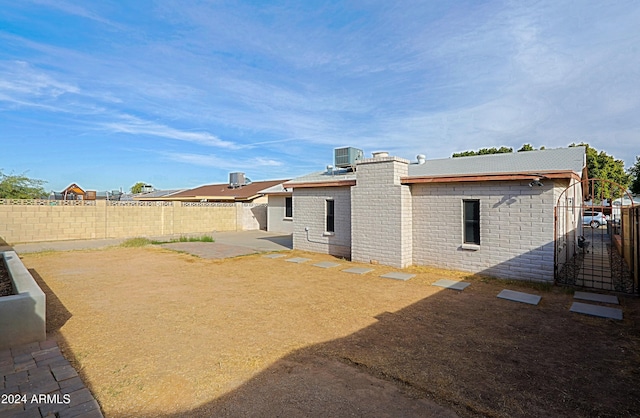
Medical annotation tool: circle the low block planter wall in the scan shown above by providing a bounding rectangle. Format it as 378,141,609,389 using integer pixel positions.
0,251,46,350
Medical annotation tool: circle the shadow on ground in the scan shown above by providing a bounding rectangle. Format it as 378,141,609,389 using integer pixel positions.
29,269,72,332
151,281,640,418
256,234,293,249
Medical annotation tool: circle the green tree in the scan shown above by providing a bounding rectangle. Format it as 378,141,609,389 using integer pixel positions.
130,182,151,194
569,143,630,201
0,170,47,199
452,146,513,157
517,144,535,152
629,156,640,195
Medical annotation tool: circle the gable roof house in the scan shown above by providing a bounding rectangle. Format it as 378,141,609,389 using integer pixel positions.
284,146,587,282
135,178,288,203
132,175,291,232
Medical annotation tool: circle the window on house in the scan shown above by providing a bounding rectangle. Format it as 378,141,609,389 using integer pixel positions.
463,200,480,245
326,199,335,233
285,196,293,218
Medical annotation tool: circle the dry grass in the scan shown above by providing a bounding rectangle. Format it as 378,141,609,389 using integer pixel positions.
21,247,640,417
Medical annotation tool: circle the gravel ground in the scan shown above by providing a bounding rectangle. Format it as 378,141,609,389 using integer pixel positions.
0,259,13,297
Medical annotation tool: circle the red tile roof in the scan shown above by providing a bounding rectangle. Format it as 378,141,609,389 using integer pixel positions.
137,179,288,201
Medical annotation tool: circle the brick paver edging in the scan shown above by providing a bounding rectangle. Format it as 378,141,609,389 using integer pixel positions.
0,340,103,418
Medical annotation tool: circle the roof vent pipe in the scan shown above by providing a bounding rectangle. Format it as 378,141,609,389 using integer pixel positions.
417,154,426,165
326,165,334,174
372,151,389,158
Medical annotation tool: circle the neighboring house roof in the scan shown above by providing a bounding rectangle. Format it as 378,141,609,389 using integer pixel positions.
61,183,86,195
132,189,187,201
158,179,289,201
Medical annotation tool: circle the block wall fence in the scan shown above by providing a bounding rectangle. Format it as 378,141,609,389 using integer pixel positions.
0,199,266,244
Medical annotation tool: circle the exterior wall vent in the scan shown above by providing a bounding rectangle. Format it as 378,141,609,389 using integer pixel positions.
334,147,364,169
229,172,246,188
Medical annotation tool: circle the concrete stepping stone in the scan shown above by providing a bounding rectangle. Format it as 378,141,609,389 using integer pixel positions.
313,261,342,268
285,257,311,263
380,272,415,281
497,289,541,305
570,302,623,320
432,279,470,291
573,291,619,305
342,267,374,275
263,253,287,259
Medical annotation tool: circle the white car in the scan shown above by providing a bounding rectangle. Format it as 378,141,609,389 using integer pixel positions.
583,210,607,228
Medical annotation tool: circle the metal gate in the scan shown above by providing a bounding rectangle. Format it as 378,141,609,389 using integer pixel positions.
555,179,637,294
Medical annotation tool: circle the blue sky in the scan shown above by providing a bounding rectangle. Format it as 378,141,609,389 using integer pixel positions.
1,1,639,192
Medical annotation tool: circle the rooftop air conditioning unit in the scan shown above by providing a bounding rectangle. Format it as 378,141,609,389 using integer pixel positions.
229,172,246,188
334,147,364,169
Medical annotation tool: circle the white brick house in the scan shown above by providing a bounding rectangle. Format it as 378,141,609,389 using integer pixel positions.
285,147,586,282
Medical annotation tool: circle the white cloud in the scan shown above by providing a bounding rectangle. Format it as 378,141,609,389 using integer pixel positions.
0,61,79,100
165,152,283,170
102,115,239,149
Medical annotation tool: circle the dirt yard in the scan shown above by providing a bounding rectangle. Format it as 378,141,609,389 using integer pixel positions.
20,246,640,417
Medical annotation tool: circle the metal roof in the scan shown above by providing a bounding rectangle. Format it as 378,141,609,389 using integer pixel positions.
286,147,586,186
407,147,586,178
285,168,357,186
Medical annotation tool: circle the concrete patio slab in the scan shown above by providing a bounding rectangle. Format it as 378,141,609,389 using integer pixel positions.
313,262,342,268
263,253,287,259
573,291,619,305
497,289,541,305
380,272,415,281
162,242,257,259
342,267,374,275
570,302,623,320
12,230,293,255
432,279,470,291
285,257,311,263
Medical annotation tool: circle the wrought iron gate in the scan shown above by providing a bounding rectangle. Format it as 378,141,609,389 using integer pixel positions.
555,179,637,294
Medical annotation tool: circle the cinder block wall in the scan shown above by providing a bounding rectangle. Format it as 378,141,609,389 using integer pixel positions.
0,200,263,244
351,156,412,268
412,181,557,281
292,187,351,258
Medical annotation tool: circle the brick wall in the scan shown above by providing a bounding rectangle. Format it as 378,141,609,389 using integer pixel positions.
412,181,557,282
412,181,555,281
351,156,412,268
0,200,265,244
292,187,351,258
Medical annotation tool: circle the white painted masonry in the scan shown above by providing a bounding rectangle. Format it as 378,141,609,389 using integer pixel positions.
266,195,294,234
293,187,351,258
351,156,413,268
285,147,586,283
411,181,557,281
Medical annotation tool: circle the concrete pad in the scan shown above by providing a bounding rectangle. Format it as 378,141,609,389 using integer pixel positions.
380,272,415,281
497,289,541,305
570,302,623,320
263,254,287,259
573,291,619,305
285,257,311,264
431,279,470,291
313,262,342,268
162,242,257,259
342,267,374,275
